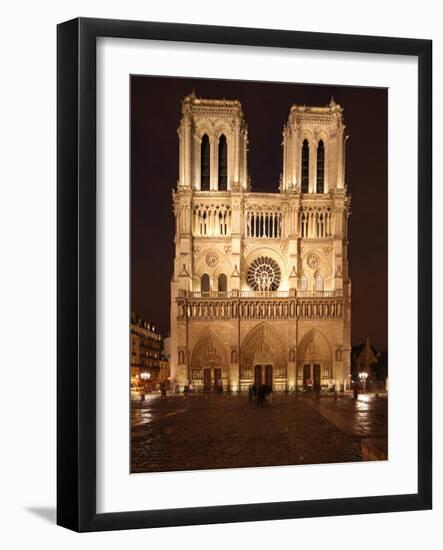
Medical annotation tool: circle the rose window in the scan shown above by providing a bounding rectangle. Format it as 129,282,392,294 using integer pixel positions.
206,252,219,267
247,256,281,291
306,254,320,270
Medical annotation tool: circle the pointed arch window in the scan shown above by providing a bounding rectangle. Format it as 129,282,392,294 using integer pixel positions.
301,139,309,193
218,273,227,293
218,134,228,190
299,274,308,291
315,273,324,291
201,273,210,293
316,140,325,193
200,134,210,190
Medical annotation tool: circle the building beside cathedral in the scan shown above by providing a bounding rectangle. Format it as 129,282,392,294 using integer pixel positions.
170,93,351,392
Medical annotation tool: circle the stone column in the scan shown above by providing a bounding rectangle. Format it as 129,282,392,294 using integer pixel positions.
183,118,191,187
282,130,287,190
233,119,240,185
292,130,299,189
337,129,344,189
210,135,217,190
178,129,184,187
230,346,239,392
241,128,248,190
334,360,344,392
287,360,296,391
193,133,200,189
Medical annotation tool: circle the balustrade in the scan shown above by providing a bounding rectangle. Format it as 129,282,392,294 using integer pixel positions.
245,209,283,238
179,289,342,299
176,294,344,320
193,204,231,236
299,207,333,238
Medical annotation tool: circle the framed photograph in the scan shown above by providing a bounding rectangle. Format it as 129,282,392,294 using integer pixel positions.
57,17,432,532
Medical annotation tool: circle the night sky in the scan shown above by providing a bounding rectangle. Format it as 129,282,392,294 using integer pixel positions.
131,76,387,351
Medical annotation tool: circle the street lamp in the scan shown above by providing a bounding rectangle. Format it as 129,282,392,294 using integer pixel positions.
140,371,152,396
359,371,368,393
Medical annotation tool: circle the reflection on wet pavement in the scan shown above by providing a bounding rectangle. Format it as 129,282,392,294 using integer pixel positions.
131,408,154,427
130,393,387,473
131,402,188,428
308,394,388,439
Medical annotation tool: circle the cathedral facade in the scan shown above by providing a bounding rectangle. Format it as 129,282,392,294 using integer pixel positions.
170,94,351,392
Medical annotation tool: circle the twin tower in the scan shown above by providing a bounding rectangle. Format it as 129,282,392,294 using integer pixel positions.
170,93,351,394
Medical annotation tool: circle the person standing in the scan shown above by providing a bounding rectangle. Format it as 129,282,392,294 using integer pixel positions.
256,384,261,407
257,384,266,407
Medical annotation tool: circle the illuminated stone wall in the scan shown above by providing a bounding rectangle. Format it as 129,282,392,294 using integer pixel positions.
170,94,351,392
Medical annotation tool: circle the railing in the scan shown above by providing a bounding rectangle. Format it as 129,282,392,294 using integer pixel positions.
297,290,342,298
176,295,345,320
179,289,342,299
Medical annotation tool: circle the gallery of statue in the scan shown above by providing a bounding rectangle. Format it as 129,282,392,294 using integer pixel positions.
170,93,351,393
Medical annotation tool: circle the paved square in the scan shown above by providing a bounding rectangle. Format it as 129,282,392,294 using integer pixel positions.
131,393,387,473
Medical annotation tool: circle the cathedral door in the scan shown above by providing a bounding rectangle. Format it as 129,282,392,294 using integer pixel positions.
214,368,222,392
203,368,211,392
313,364,321,391
265,364,273,389
303,364,311,389
254,365,262,385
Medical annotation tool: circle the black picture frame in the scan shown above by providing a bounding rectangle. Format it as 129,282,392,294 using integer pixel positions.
57,17,432,532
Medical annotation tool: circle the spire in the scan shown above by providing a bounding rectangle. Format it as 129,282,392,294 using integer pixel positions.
329,96,336,108
356,337,378,371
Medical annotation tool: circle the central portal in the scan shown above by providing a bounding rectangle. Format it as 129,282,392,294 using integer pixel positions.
254,364,273,389
203,367,223,392
302,363,322,390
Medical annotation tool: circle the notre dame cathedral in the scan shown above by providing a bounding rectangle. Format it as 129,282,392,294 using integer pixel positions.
170,93,351,393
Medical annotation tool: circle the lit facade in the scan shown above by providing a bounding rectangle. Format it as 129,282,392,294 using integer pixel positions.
170,94,351,392
130,313,164,383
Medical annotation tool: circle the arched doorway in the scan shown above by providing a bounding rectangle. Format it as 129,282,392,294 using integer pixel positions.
191,332,228,392
297,329,333,391
240,323,287,391
253,343,274,388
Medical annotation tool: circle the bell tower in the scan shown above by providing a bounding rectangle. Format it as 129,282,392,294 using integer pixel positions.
171,95,249,388
281,97,347,193
176,93,248,191
280,98,351,390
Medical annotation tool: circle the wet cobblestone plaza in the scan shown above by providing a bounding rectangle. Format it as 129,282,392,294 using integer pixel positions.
131,393,387,473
